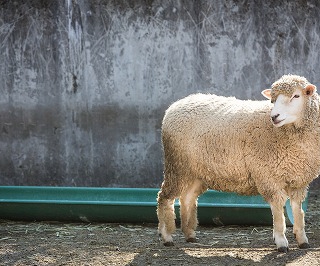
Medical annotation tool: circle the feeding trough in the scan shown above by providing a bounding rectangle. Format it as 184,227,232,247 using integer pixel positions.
0,186,307,225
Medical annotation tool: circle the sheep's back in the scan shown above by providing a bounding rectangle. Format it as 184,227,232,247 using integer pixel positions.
162,93,272,143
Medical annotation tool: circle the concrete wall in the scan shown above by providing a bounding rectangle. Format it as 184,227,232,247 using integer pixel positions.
1,0,320,187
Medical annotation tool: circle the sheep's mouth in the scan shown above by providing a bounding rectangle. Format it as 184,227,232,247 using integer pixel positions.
273,119,285,126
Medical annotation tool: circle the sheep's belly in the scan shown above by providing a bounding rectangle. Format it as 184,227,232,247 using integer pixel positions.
202,171,259,196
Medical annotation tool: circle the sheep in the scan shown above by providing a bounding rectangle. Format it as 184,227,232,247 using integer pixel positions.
157,74,320,252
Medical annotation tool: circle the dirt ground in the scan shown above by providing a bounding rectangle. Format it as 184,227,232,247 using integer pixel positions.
0,189,319,266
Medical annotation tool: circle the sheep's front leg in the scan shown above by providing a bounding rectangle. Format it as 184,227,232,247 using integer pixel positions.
290,190,309,249
269,199,289,252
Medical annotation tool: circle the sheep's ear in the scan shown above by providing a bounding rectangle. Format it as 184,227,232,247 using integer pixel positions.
261,89,272,100
304,84,317,96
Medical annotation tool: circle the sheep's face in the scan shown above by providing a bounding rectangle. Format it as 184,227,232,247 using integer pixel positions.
269,88,305,127
262,80,316,128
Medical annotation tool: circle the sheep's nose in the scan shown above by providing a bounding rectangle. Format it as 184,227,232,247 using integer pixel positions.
271,114,280,122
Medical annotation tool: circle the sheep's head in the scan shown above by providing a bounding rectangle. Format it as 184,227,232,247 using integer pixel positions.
262,74,318,128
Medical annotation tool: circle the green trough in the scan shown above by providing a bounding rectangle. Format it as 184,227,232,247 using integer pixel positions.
0,186,307,225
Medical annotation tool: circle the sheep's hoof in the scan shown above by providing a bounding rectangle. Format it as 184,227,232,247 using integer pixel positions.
277,246,289,253
186,237,197,243
163,241,174,247
299,243,310,249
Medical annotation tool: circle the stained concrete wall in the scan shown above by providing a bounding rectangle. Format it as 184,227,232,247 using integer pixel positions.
0,0,320,187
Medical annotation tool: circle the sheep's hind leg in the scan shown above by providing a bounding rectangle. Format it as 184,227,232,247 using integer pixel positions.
269,194,289,252
179,179,207,243
157,188,177,246
290,189,309,249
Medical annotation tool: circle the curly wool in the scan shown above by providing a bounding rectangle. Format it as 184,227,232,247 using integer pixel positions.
270,74,309,102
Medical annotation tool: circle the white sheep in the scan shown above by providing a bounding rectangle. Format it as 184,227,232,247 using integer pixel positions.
157,74,320,252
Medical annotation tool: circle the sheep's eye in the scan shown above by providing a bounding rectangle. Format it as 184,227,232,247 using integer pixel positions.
293,95,300,98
